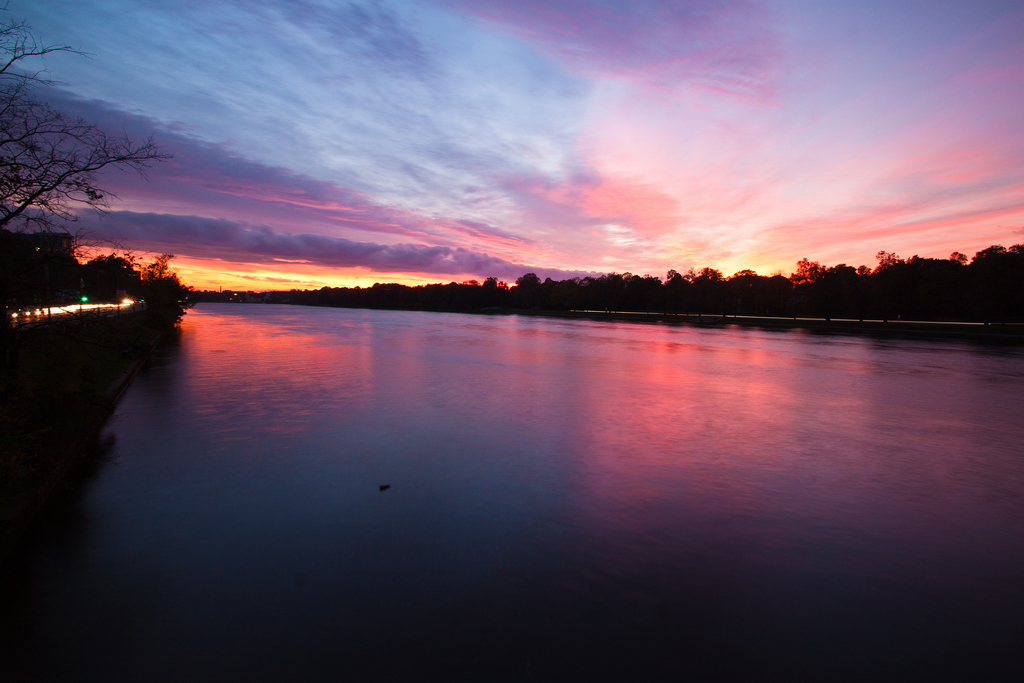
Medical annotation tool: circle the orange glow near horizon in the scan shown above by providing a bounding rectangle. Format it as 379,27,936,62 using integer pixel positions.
168,240,1020,292
170,256,504,292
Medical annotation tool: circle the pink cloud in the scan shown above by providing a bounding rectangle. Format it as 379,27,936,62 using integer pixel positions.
500,172,683,241
80,211,591,282
443,0,782,101
43,93,545,265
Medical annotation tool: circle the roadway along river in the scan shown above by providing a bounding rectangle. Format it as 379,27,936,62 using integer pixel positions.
3,303,1023,680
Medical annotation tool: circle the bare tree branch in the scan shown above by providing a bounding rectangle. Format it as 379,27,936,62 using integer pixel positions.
0,11,168,233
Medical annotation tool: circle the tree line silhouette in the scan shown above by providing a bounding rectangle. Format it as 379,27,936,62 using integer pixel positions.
196,245,1024,323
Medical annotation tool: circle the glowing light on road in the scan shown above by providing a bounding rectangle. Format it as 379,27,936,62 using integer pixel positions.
10,300,142,322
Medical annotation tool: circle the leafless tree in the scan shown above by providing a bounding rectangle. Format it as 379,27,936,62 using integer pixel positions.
0,13,167,233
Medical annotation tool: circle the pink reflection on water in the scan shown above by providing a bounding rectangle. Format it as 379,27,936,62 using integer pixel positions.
177,305,1024,579
182,306,376,437
544,322,1024,577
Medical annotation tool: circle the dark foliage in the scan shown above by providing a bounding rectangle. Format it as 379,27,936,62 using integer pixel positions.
139,254,194,331
196,245,1024,323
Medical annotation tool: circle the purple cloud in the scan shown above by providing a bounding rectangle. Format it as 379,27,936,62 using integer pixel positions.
45,94,429,237
81,211,591,282
43,92,545,256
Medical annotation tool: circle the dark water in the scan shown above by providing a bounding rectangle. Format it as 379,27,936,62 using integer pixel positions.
3,304,1024,681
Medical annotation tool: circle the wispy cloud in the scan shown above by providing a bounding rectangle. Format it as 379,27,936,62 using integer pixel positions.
441,0,782,100
82,211,591,281
49,93,554,258
19,0,587,217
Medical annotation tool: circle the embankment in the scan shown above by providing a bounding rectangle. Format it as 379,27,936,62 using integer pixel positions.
0,319,164,564
506,309,1024,341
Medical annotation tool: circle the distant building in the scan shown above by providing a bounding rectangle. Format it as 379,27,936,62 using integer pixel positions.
5,231,81,307
25,231,76,256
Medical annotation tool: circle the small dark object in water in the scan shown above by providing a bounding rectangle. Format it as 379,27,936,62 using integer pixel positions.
379,484,391,491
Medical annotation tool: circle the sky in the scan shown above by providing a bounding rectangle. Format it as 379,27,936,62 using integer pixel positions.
14,0,1024,290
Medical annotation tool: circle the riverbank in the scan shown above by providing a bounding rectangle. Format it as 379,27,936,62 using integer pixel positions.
490,308,1024,341
0,317,164,564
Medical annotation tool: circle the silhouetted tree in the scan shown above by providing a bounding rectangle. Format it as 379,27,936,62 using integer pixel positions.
1,14,167,369
140,254,193,330
690,267,724,314
665,270,688,313
514,273,542,309
0,17,165,232
967,245,1024,322
82,253,140,302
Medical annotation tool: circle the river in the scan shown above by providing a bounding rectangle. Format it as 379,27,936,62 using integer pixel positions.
3,303,1023,680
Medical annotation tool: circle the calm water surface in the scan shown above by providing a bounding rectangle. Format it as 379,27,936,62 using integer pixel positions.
3,304,1024,680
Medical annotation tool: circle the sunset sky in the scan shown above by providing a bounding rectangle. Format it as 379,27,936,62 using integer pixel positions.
17,0,1024,290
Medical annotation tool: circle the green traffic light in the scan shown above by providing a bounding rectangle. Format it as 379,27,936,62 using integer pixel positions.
81,296,88,302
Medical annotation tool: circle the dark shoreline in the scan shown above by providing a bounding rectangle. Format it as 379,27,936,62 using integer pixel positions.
511,308,1024,341
0,330,164,566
